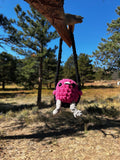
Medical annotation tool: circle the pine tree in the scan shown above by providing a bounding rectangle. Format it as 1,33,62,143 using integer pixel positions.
93,67,111,80
63,55,76,80
78,53,94,87
93,6,120,71
43,51,57,88
63,53,94,86
6,4,58,107
0,52,17,89
16,57,38,89
0,14,11,48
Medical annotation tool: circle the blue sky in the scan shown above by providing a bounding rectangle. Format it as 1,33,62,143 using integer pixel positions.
0,0,120,63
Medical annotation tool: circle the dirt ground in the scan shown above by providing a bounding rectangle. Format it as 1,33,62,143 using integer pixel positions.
0,107,120,160
0,83,120,160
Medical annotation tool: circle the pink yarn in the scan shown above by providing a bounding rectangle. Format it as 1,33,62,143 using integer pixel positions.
53,79,82,103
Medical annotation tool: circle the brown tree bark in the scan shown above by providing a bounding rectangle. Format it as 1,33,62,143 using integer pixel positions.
2,81,5,90
37,57,43,108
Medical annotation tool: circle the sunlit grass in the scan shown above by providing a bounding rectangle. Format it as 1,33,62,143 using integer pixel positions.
83,86,120,97
0,83,120,122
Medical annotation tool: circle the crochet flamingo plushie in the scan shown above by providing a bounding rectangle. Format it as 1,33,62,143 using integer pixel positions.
53,79,82,118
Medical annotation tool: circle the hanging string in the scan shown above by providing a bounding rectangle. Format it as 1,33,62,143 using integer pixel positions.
55,38,63,87
55,32,81,91
70,31,81,90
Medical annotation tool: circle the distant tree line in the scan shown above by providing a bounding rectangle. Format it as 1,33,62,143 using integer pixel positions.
0,51,57,90
0,51,116,90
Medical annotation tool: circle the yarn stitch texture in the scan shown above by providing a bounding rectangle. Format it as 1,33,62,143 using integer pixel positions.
53,79,82,104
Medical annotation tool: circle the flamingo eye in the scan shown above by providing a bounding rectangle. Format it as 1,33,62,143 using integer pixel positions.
59,83,62,87
72,83,76,88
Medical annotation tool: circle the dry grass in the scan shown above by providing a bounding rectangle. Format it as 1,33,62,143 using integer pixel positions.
0,83,120,160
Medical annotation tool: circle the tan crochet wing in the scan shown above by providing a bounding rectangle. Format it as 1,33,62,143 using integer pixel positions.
24,0,83,47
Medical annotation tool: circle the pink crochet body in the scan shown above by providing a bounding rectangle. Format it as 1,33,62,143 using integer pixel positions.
53,79,82,104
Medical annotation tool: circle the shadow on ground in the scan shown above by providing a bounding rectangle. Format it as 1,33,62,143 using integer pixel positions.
0,91,34,99
0,101,54,113
0,104,120,141
0,103,36,113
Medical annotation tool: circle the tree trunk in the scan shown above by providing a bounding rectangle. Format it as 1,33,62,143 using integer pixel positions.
2,81,5,90
82,82,84,87
49,82,52,89
37,57,43,108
